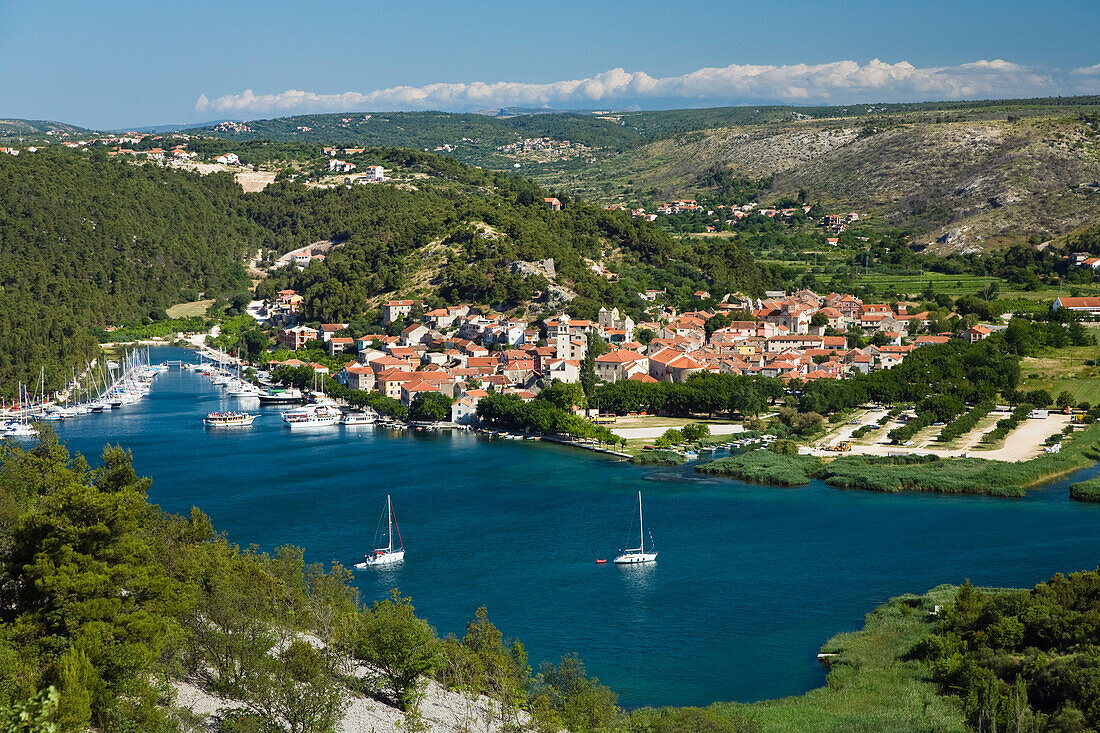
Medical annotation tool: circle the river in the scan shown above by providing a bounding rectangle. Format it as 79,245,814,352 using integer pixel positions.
49,347,1100,709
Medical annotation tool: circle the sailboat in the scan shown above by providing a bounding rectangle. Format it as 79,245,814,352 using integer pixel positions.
614,491,657,564
356,495,405,568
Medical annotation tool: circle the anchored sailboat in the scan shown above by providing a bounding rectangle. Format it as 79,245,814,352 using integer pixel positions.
614,491,657,564
356,495,405,568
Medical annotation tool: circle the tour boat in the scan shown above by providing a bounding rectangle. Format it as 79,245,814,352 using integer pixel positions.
613,491,658,565
226,381,262,397
356,495,405,568
342,410,377,425
281,403,340,429
204,411,258,427
257,387,303,404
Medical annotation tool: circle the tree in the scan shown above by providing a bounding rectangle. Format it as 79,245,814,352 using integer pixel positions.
680,423,711,442
704,313,731,339
769,439,799,455
1024,389,1053,408
455,607,531,730
408,392,452,422
3,440,187,730
531,654,619,733
580,332,610,399
241,328,270,363
1056,390,1076,410
238,638,350,733
539,380,586,411
354,590,442,711
654,428,684,448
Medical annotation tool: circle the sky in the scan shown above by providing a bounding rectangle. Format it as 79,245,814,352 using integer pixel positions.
2,0,1100,129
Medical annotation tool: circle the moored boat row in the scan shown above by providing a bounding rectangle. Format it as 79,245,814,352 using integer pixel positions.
4,350,164,438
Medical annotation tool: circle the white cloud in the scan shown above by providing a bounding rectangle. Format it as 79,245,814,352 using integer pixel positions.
195,59,1092,115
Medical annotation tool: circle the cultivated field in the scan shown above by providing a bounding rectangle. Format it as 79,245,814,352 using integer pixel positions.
166,299,214,318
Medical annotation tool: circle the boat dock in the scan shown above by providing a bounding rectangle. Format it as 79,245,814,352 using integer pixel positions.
540,435,631,458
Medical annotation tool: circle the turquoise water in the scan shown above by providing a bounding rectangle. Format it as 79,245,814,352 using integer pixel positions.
49,348,1100,709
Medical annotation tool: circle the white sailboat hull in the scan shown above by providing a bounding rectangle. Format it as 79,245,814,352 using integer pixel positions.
613,551,657,564
356,549,405,568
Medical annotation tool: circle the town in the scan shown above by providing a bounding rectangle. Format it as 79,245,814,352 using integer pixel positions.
257,286,1091,426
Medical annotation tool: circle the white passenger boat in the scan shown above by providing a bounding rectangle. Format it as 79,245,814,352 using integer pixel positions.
356,495,405,568
226,381,262,397
282,404,340,429
257,387,303,405
203,411,258,427
342,410,378,425
613,491,658,565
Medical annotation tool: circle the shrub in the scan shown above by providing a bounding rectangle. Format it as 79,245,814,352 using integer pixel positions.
680,423,711,442
654,428,685,448
696,451,821,486
1070,478,1100,503
769,439,800,455
630,450,686,466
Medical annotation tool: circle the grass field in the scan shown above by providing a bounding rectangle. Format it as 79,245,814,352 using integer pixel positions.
166,299,214,318
853,273,1000,297
1019,346,1100,404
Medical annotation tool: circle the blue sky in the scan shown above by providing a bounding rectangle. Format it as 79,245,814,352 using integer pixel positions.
2,0,1100,128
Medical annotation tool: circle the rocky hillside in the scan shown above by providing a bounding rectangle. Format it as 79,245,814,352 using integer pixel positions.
538,114,1100,253
0,118,92,137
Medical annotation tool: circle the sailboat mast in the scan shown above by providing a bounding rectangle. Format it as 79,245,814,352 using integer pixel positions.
638,491,644,551
387,495,393,552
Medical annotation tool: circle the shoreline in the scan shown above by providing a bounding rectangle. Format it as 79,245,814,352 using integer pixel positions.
108,344,1100,499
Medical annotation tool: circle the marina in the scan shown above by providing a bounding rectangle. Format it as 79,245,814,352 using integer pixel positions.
2,350,164,437
35,346,1100,709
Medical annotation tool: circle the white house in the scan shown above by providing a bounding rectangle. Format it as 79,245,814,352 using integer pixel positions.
451,396,479,425
382,300,417,325
1052,297,1100,315
214,153,239,165
543,359,582,383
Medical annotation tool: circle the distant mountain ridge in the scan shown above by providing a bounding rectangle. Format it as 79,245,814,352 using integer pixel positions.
9,96,1100,252
107,119,235,134
0,118,93,136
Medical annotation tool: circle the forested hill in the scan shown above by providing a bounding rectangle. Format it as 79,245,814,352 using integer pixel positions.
0,150,258,394
246,155,774,324
0,146,773,398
